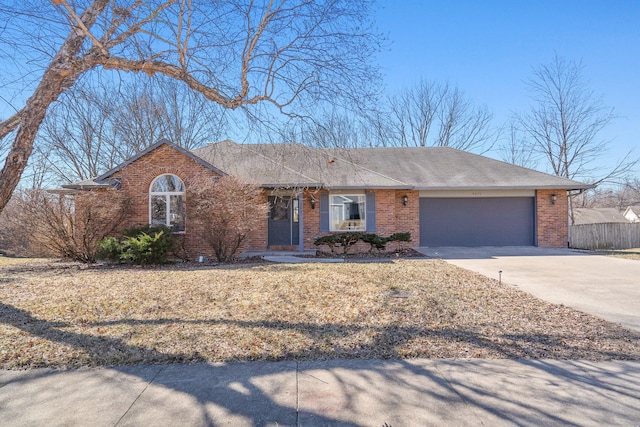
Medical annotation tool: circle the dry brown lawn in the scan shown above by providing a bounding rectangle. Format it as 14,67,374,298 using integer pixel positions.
607,249,640,261
1,258,639,369
0,256,51,267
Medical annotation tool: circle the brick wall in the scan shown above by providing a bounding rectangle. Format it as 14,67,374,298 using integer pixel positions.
101,143,568,254
302,189,321,249
108,143,270,259
244,190,268,251
100,143,420,255
536,189,568,248
309,189,420,252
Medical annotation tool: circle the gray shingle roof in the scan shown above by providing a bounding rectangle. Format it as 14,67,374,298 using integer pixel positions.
193,141,410,189
328,146,592,190
626,206,640,215
194,141,592,190
68,139,593,191
573,208,628,225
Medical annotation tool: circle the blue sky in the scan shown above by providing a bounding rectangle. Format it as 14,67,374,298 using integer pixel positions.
375,0,640,176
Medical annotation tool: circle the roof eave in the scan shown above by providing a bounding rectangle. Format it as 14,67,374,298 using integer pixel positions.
260,182,324,189
325,185,415,191
61,183,113,190
415,184,595,191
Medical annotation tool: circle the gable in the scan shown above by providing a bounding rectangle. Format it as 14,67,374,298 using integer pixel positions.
97,139,225,182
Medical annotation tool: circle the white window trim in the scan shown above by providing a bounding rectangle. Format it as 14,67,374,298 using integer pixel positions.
329,193,366,232
149,174,186,233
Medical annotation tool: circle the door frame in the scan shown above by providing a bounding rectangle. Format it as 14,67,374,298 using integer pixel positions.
267,194,300,247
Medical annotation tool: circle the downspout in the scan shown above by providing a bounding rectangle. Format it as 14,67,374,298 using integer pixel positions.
298,192,304,252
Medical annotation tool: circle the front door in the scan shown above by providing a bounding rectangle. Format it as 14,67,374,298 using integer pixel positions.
268,196,300,246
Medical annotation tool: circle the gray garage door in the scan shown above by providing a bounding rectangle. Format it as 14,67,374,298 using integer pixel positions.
419,197,535,246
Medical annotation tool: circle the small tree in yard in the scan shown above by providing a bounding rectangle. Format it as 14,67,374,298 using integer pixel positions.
188,176,268,262
14,189,129,262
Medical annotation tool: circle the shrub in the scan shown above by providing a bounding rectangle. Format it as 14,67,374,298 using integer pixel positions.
97,236,122,262
313,234,340,254
360,233,387,253
188,176,269,262
336,232,362,254
314,232,412,255
5,188,130,262
388,232,411,243
97,225,175,265
313,232,362,254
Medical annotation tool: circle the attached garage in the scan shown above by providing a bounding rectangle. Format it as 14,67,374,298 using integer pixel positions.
419,194,535,247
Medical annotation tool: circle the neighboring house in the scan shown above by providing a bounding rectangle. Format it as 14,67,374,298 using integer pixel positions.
63,139,592,257
623,206,640,223
572,208,629,225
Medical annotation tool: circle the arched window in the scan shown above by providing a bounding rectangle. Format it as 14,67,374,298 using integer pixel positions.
149,174,186,232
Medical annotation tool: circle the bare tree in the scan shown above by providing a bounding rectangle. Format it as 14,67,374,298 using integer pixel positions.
518,54,638,224
188,175,268,261
519,54,636,184
386,80,497,153
35,80,117,183
291,109,387,149
35,76,229,184
498,120,538,169
0,0,382,213
575,178,640,209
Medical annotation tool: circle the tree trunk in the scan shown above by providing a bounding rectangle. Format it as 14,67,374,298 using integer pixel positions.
0,0,108,213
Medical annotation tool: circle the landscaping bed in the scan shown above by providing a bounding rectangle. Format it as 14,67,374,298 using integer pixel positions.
1,258,639,369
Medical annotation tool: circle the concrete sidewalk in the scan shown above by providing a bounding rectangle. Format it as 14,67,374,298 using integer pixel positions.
2,359,639,426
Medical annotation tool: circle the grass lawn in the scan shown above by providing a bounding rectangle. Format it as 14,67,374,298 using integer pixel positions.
607,249,640,261
0,255,52,267
1,259,639,369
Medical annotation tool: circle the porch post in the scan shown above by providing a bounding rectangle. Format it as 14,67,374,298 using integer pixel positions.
298,191,304,252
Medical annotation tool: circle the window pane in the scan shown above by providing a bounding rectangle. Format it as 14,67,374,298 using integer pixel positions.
293,199,299,223
151,195,167,226
151,175,185,192
169,195,185,232
271,198,289,221
330,195,365,231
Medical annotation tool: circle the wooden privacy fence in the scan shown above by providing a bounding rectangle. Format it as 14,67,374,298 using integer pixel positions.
569,223,640,250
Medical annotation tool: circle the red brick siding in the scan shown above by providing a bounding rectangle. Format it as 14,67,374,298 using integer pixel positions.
310,189,419,252
107,144,270,259
302,190,321,249
244,190,268,251
536,189,568,248
98,144,423,255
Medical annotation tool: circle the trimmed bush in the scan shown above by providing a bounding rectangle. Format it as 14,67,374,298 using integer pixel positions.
360,233,387,253
97,236,121,262
97,225,175,265
314,232,411,255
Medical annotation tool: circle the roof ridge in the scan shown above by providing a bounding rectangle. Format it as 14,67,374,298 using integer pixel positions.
241,144,322,186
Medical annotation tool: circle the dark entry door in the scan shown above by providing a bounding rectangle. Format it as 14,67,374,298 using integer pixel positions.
268,196,299,246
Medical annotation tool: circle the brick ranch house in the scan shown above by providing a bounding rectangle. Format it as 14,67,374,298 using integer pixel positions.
63,139,592,258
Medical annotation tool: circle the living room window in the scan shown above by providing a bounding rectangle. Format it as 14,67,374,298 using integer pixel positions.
149,174,186,232
330,194,366,231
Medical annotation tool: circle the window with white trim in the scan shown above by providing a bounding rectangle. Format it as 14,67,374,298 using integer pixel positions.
330,194,366,231
149,174,186,232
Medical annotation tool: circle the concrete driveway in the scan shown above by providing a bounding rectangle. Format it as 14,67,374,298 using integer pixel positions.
415,246,640,332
